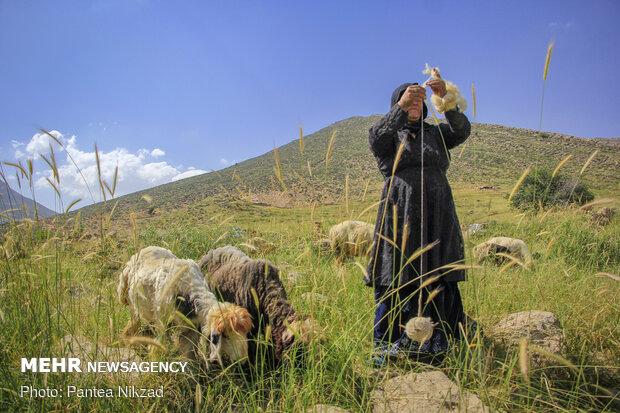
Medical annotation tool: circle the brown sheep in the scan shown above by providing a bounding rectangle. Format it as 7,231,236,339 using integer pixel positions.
198,246,321,366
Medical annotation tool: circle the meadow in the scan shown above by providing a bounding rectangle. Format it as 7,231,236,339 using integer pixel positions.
1,176,618,411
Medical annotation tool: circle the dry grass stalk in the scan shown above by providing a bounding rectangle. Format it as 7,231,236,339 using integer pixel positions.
194,383,202,413
552,154,572,178
579,150,598,176
325,130,337,165
471,82,477,119
399,240,440,271
299,126,304,155
539,40,554,130
122,336,166,352
579,198,613,211
357,199,382,218
518,337,531,385
597,272,620,282
344,174,350,215
307,161,312,177
273,147,286,189
543,41,554,81
362,179,370,202
508,166,532,202
392,204,398,244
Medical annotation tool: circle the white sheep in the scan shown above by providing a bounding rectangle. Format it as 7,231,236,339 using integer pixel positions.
117,246,253,367
472,236,533,268
328,220,375,259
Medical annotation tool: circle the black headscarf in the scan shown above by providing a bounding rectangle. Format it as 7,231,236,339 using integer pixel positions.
390,82,428,120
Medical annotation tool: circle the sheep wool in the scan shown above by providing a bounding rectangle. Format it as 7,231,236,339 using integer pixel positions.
405,316,436,345
422,63,467,114
117,246,252,366
198,246,322,366
328,220,374,258
473,236,533,268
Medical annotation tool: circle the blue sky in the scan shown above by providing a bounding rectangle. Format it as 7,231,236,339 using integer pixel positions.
1,0,619,211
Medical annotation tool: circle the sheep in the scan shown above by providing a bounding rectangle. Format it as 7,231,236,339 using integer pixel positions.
472,237,533,268
117,246,253,367
327,220,374,259
198,246,322,366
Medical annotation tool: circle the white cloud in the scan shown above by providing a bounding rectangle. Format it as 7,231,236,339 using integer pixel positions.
151,148,165,158
24,132,208,205
170,169,208,182
25,130,64,159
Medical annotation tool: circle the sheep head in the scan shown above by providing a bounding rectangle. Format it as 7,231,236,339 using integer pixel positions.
282,317,324,345
205,302,253,366
404,316,436,345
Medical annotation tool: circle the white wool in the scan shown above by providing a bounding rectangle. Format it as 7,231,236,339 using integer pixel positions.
328,220,374,258
118,246,219,328
473,236,533,267
117,246,249,365
422,63,467,113
405,316,436,345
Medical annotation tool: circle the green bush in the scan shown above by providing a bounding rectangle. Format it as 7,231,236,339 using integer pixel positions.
510,168,594,210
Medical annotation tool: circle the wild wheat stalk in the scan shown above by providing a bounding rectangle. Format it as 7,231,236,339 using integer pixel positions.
508,166,532,203
325,130,337,166
539,41,554,130
552,154,572,178
273,147,286,190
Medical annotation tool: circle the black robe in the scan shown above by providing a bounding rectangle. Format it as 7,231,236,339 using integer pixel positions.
366,86,471,288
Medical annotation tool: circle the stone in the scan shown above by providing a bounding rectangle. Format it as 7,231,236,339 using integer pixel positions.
372,370,489,412
488,311,564,369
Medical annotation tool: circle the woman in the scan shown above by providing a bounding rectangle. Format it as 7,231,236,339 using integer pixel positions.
366,74,474,366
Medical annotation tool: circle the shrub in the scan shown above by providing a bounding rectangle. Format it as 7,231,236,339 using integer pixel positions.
510,168,593,210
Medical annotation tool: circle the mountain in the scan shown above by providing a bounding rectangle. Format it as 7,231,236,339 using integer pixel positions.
0,181,56,223
77,115,620,217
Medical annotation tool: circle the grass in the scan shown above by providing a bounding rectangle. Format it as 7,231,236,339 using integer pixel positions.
1,184,618,411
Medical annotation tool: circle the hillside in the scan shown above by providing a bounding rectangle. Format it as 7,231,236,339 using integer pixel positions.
0,180,56,223
78,115,620,216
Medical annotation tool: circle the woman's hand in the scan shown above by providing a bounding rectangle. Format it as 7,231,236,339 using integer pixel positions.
398,84,426,111
427,79,447,98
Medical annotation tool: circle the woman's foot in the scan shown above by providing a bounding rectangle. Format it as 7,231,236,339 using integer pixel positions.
371,340,399,368
397,330,449,365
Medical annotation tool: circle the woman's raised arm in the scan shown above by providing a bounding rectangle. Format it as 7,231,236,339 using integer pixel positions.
439,109,471,149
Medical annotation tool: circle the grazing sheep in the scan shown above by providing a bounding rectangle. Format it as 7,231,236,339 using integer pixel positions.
198,246,322,366
328,220,374,259
117,246,253,367
472,237,533,268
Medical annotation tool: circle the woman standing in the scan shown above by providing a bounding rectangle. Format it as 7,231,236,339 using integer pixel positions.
367,73,474,366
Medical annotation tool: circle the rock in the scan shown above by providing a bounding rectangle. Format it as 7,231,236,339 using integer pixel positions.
372,370,489,413
590,207,616,226
473,236,533,267
306,404,351,413
488,311,564,369
467,223,486,236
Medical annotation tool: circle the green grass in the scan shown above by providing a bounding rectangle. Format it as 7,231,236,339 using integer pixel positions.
1,185,619,411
